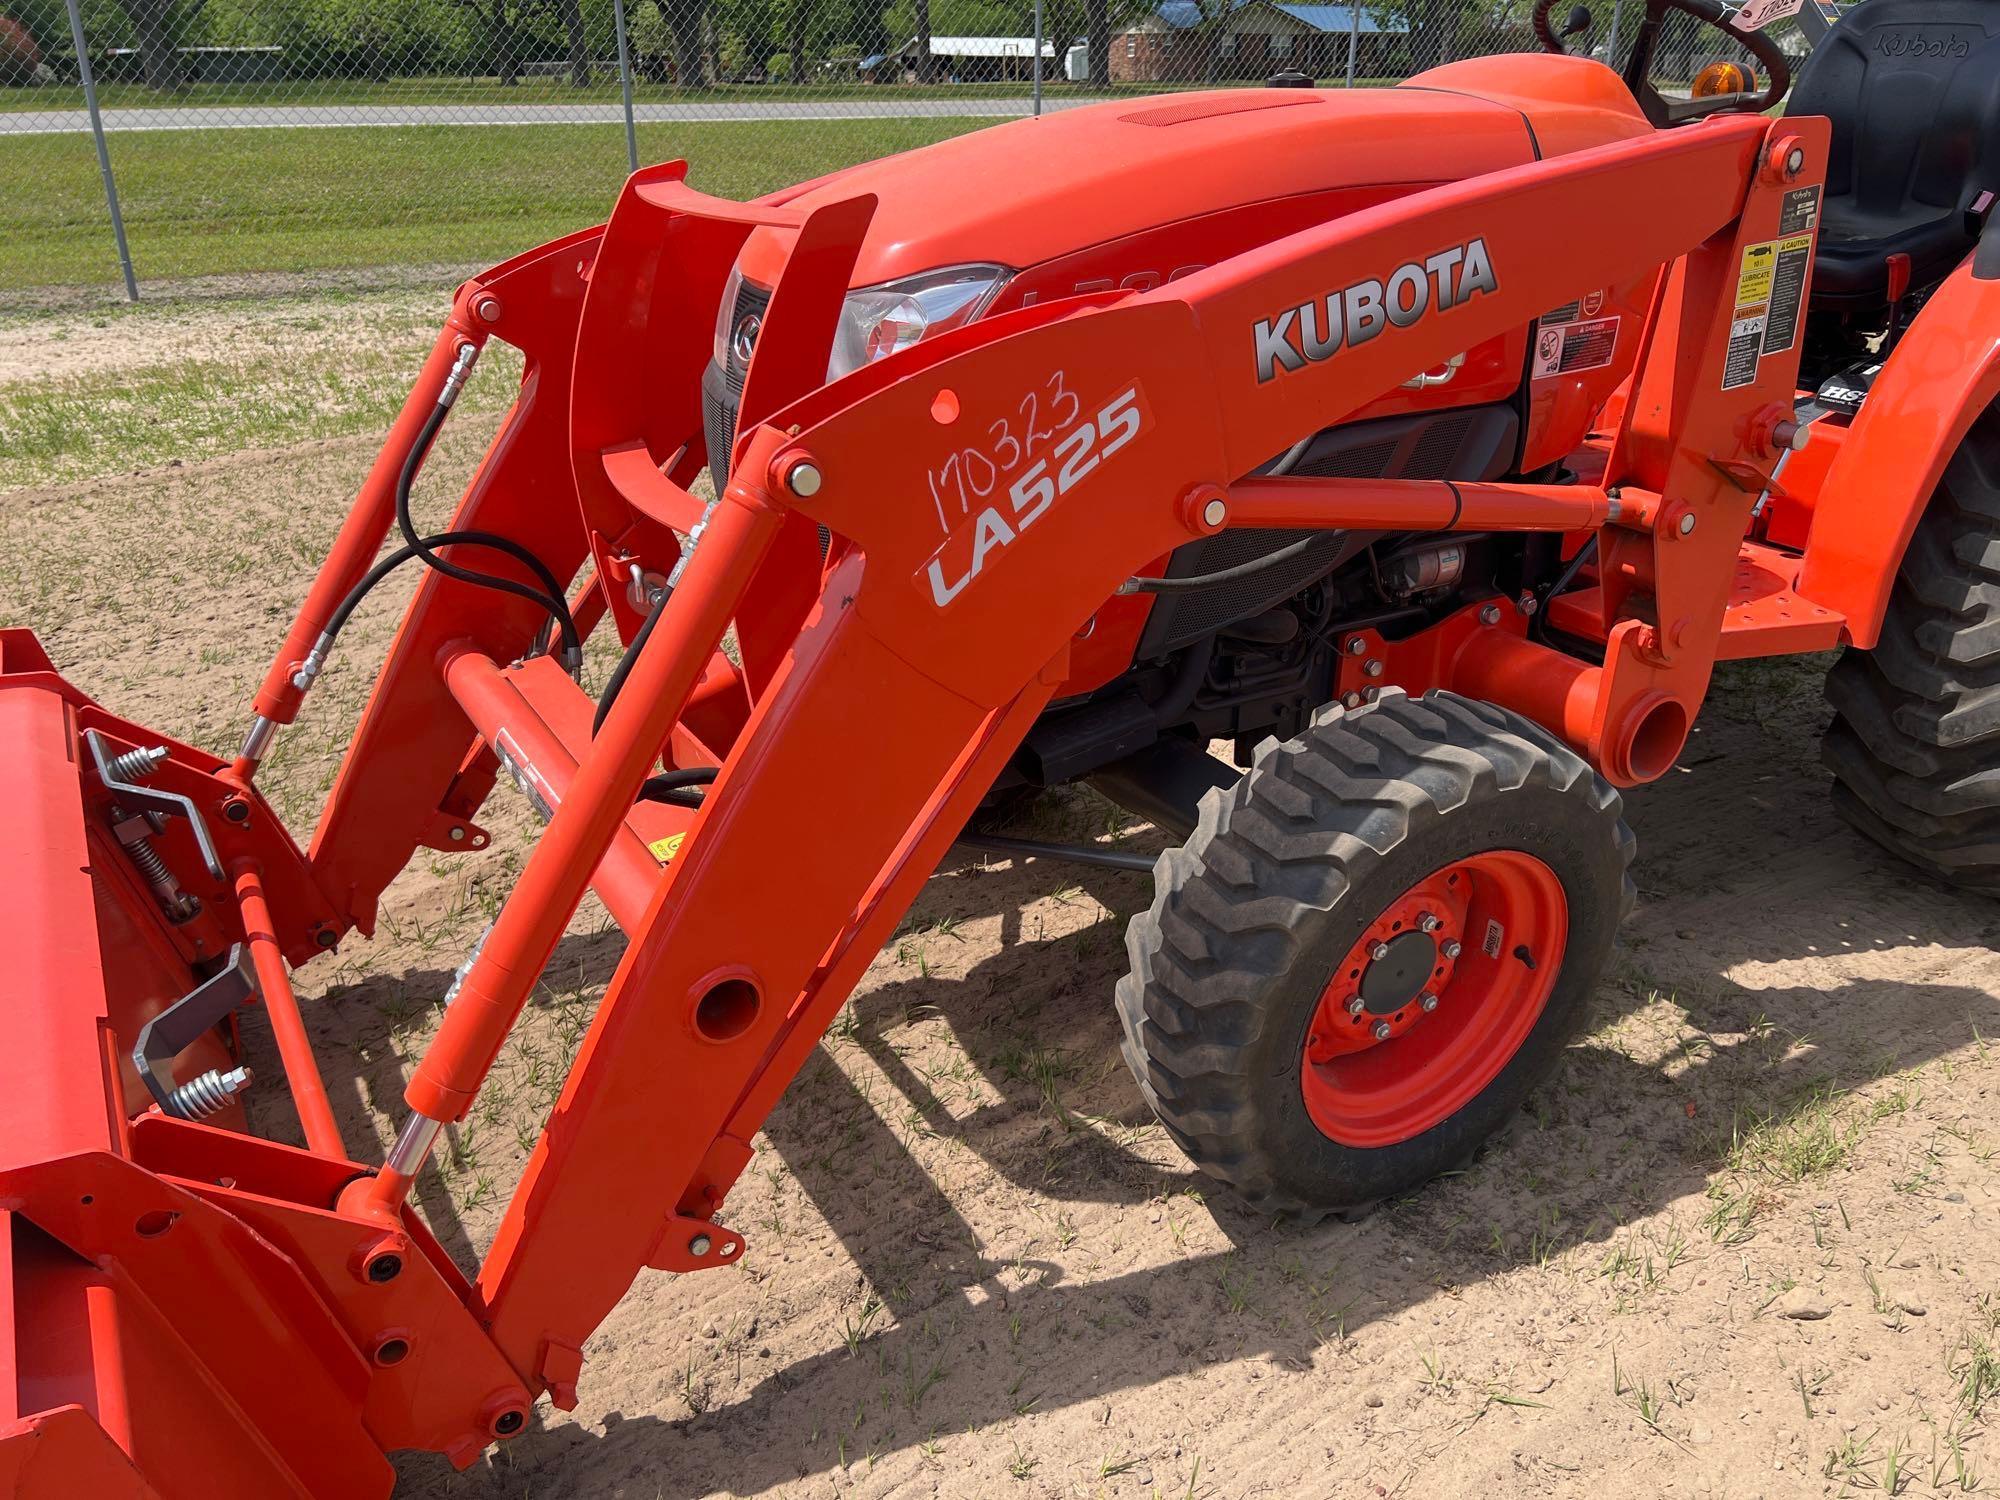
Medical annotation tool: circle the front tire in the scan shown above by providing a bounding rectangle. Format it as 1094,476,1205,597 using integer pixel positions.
1824,404,2000,893
1116,690,1634,1220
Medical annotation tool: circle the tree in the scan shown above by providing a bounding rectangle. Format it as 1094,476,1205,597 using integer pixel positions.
115,0,200,91
555,0,589,83
649,0,708,86
1086,0,1109,83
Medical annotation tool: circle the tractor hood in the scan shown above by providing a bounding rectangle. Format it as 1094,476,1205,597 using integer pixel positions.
734,57,1652,302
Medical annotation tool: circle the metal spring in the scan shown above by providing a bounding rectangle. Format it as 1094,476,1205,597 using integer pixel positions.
168,1066,253,1119
124,832,175,888
107,744,168,783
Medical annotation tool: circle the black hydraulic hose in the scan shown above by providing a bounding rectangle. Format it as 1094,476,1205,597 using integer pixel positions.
1118,534,1322,595
393,390,582,666
636,764,718,808
1148,635,1215,726
592,583,670,736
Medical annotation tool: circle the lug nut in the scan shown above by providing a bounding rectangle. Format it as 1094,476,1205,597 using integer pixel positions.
1441,939,1462,959
1419,992,1440,1013
1345,995,1365,1017
1418,912,1440,933
1372,1021,1393,1041
1370,941,1391,961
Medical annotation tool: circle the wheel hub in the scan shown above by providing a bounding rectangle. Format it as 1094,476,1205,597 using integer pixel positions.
1359,930,1438,1014
1299,849,1569,1148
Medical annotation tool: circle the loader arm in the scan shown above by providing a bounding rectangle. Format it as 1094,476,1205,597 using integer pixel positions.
2,105,1829,1497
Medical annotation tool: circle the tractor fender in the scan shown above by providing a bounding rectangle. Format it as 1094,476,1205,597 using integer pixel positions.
1799,244,2000,649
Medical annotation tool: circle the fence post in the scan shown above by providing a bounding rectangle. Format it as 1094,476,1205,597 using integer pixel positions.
1033,0,1044,116
612,0,640,175
64,0,138,301
1606,0,1623,66
1345,2,1360,85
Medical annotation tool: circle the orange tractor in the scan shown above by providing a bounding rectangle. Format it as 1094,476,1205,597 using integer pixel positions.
6,0,2000,1491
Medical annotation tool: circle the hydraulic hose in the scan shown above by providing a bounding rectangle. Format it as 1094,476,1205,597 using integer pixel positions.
1116,535,1323,595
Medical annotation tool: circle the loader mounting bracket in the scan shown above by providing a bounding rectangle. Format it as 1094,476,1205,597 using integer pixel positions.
130,944,259,1115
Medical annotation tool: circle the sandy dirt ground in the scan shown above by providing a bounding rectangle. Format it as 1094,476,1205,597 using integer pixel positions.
4,412,1999,1500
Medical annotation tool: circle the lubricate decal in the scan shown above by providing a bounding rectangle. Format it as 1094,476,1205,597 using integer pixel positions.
1532,316,1620,379
649,832,686,864
920,379,1151,609
1253,237,1498,384
1722,241,1776,391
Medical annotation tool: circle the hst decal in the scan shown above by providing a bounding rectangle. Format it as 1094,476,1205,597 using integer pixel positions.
1253,238,1499,384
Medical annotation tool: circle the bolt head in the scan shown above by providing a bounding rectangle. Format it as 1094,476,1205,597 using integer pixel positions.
448,825,466,842
1516,592,1539,617
1341,692,1362,709
1370,941,1391,962
1441,939,1462,959
1364,658,1384,678
1418,912,1441,933
1201,496,1228,528
689,1232,713,1258
1479,603,1503,626
1372,1020,1393,1041
1345,995,1366,1016
1419,992,1440,1013
1677,511,1697,535
1346,637,1368,656
785,460,822,498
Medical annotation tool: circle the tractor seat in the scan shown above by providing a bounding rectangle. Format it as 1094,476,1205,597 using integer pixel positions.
1785,0,2000,310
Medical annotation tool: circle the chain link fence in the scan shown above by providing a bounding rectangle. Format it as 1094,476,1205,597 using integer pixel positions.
0,0,1797,310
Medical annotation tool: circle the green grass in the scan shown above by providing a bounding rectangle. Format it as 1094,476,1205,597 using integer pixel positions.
0,115,988,292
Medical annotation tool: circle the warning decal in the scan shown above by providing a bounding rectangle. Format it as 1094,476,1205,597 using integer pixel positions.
648,831,686,864
1761,234,1813,357
1532,316,1620,379
1541,299,1580,326
1722,240,1778,391
1778,184,1822,236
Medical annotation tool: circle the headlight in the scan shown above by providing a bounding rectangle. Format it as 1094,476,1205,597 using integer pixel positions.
827,264,1011,379
713,261,750,366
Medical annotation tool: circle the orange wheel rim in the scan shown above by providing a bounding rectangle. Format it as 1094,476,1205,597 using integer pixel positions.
1300,850,1568,1148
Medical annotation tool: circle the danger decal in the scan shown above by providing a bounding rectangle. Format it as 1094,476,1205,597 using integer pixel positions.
1532,315,1620,379
1253,238,1498,384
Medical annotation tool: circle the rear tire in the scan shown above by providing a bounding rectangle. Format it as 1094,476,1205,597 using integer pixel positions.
1823,404,2000,893
1116,690,1634,1221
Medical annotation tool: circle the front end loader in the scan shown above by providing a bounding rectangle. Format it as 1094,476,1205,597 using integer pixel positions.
7,0,2000,1490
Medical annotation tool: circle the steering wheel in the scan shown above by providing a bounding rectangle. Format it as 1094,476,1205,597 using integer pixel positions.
1531,0,1792,127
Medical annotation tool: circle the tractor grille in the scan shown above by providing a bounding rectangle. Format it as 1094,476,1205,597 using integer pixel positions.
702,278,771,491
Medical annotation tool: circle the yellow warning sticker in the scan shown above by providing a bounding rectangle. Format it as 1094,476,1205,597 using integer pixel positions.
1735,240,1777,309
648,832,686,864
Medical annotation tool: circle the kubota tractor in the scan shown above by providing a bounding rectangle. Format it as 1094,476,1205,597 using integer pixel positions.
5,0,2000,1490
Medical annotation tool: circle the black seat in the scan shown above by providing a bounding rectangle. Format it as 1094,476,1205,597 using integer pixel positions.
1785,0,2000,309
